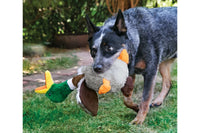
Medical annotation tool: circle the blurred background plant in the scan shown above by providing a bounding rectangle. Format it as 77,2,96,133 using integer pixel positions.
23,0,177,75
23,0,177,44
23,0,110,43
23,55,78,75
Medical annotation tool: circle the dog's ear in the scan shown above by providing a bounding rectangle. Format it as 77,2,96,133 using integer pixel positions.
113,9,127,34
85,15,100,39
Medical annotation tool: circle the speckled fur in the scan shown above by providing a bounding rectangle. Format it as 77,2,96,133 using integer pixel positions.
86,7,177,124
87,7,177,75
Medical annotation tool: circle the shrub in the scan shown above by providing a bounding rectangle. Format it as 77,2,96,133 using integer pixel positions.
23,0,110,43
23,0,177,43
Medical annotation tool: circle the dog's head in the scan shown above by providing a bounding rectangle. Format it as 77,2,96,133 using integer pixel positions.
86,10,128,73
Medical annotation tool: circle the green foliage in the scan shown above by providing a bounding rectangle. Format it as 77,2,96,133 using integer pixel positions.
146,81,177,132
23,0,177,43
23,56,78,75
145,0,177,8
171,61,177,77
23,61,177,132
23,59,31,72
23,0,110,43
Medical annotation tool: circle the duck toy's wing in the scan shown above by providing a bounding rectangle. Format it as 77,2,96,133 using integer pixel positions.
77,79,99,116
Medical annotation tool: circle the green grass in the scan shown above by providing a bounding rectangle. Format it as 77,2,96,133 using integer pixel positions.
23,61,177,133
23,56,78,75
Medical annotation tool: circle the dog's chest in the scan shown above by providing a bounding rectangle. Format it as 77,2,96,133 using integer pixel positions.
134,59,146,74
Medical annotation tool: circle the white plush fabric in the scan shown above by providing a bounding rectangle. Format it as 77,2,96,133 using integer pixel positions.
81,59,128,92
67,78,76,90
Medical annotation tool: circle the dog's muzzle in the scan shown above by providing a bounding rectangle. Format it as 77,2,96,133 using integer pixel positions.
93,64,103,73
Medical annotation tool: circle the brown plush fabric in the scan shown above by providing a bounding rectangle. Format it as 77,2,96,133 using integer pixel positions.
72,74,85,87
79,80,98,116
121,76,134,97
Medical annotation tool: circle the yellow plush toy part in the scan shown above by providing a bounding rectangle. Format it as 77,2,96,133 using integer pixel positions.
35,70,54,94
98,49,129,94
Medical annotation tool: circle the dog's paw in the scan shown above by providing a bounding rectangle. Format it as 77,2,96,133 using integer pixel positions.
129,115,145,125
150,101,163,108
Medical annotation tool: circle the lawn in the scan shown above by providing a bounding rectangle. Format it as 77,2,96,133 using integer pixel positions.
23,61,177,133
23,55,78,75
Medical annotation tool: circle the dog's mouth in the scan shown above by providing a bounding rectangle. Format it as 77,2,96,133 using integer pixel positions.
94,70,104,74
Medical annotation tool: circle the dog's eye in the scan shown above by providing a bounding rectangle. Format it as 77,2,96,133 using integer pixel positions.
104,45,113,52
91,48,97,58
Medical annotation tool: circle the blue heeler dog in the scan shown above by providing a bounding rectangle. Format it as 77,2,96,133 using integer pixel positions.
86,7,177,124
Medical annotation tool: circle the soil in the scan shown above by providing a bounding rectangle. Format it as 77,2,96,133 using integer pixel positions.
23,48,93,92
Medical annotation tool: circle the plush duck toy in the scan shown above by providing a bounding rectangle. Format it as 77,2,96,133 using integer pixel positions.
80,49,129,94
35,49,131,116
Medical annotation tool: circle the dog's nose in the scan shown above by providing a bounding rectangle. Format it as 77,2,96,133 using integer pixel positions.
93,64,103,73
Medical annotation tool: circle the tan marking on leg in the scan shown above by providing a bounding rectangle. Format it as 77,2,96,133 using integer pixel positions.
123,96,139,112
135,59,146,69
152,59,175,106
131,74,157,125
72,74,85,87
121,75,139,112
131,100,150,125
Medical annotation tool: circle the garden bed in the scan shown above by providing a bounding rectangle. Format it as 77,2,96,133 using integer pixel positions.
53,34,88,49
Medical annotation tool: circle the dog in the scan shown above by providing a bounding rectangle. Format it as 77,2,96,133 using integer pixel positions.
85,7,177,124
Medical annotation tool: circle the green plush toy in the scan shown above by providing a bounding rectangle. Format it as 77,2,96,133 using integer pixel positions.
35,71,78,102
35,70,84,103
45,81,73,103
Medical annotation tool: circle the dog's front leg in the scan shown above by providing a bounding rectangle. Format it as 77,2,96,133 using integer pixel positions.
130,70,157,125
121,75,139,112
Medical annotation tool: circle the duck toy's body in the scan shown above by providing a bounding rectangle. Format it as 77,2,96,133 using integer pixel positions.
35,49,132,116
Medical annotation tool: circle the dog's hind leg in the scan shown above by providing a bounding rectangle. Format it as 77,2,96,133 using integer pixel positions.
151,58,176,107
121,75,139,112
